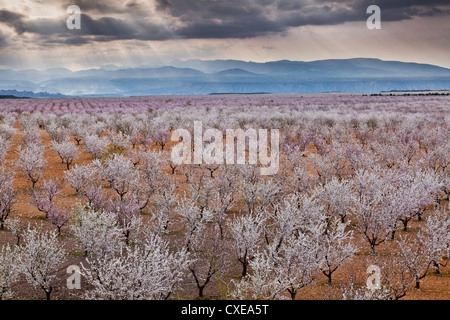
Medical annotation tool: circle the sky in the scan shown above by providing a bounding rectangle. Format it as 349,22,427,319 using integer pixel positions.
0,0,449,71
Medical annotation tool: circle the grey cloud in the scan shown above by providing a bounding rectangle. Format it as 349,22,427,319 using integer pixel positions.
125,0,141,9
0,9,27,34
152,0,450,38
155,0,172,11
16,13,176,44
369,0,450,10
1,0,449,44
0,9,23,21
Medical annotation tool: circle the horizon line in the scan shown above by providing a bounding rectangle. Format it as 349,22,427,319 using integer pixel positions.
2,57,450,73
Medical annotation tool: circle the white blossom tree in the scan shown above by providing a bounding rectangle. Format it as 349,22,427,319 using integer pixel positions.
176,197,212,251
149,180,178,233
64,163,100,195
319,219,357,284
17,143,47,188
18,226,66,300
52,140,80,170
0,136,11,163
186,224,230,298
0,167,15,229
227,211,266,277
312,177,356,225
369,254,416,300
274,227,324,299
46,121,69,143
107,196,142,244
84,134,109,159
0,244,20,300
70,205,123,256
98,154,140,201
48,206,72,235
209,166,237,238
6,216,25,245
81,233,191,300
420,210,450,274
231,250,285,300
30,178,61,218
354,169,393,252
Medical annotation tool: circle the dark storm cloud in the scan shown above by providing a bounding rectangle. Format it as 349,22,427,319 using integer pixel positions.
155,0,172,11
167,0,450,38
152,0,450,38
19,14,175,44
0,9,27,34
125,0,141,10
0,9,23,22
0,0,449,44
369,0,450,10
2,13,137,37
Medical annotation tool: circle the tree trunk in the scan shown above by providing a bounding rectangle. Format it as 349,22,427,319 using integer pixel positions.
391,230,396,240
198,285,205,298
241,262,248,277
401,217,410,231
433,261,440,274
322,270,332,284
45,287,52,300
288,288,297,300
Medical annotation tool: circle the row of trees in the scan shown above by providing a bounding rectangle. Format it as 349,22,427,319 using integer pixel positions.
1,197,447,300
0,94,448,300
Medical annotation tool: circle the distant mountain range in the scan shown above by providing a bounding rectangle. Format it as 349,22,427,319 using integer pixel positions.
0,89,68,98
0,58,449,97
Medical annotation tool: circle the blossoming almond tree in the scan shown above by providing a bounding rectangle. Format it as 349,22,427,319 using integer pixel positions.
30,178,62,218
99,154,140,201
81,233,191,300
0,136,11,163
64,163,100,195
52,140,80,170
319,219,357,284
231,250,285,300
0,167,15,230
18,227,66,300
187,225,230,298
227,211,266,277
420,210,450,274
17,143,47,189
70,206,123,257
83,134,109,159
0,245,20,300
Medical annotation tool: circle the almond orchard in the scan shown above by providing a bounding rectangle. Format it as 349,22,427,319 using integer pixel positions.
0,93,448,300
